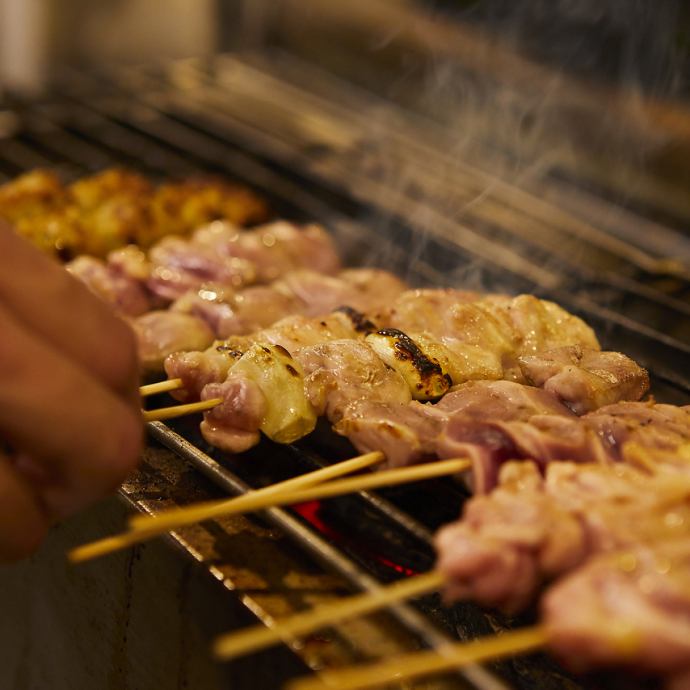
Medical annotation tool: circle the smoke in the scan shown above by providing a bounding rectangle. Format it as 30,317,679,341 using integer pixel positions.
271,0,689,285
338,0,690,287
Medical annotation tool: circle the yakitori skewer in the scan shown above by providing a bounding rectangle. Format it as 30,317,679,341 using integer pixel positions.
69,457,470,563
147,296,648,463
213,569,445,660
286,626,548,690
209,456,674,659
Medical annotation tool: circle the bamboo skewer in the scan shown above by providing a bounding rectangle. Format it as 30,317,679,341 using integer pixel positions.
142,397,223,422
286,625,549,690
69,451,384,563
128,451,386,531
68,457,470,563
213,569,445,660
139,378,184,397
129,457,470,536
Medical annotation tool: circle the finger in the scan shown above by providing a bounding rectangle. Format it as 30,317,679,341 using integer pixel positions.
0,222,139,400
0,452,49,562
0,302,143,518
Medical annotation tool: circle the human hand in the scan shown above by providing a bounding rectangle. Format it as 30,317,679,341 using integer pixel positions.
0,221,143,560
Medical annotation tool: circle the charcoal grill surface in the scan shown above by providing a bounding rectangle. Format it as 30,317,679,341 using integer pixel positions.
1,55,689,690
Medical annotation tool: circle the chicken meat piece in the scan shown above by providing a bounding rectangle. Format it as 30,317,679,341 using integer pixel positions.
519,345,650,414
436,460,690,613
67,255,153,316
146,221,340,301
544,540,690,682
168,268,406,341
439,400,685,492
191,220,341,282
165,309,375,401
337,380,575,470
379,291,600,385
131,311,215,374
147,178,268,243
199,339,409,454
0,169,67,223
147,234,257,301
171,282,300,340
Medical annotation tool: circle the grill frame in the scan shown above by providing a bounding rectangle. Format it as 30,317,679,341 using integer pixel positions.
2,56,690,689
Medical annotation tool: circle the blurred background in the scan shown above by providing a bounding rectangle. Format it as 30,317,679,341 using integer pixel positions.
1,0,689,230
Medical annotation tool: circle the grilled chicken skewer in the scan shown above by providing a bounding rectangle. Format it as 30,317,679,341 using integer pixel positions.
68,219,342,316
135,386,683,555
133,267,407,372
0,168,269,258
436,456,690,613
157,290,646,458
166,289,600,401
170,332,450,453
309,502,690,690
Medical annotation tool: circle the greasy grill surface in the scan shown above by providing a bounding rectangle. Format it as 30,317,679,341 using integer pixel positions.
2,57,690,690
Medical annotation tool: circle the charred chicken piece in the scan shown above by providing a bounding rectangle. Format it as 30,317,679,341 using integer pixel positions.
1,169,270,259
165,308,377,402
376,291,601,385
202,343,318,448
365,328,452,400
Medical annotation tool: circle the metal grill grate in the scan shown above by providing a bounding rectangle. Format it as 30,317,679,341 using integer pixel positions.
1,57,689,690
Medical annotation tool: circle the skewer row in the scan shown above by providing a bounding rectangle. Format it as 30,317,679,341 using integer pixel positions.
84,278,674,688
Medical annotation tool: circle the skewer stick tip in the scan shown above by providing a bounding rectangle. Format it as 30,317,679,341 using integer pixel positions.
67,528,156,564
139,378,184,397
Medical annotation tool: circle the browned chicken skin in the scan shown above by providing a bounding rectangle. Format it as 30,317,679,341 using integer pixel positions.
0,168,269,258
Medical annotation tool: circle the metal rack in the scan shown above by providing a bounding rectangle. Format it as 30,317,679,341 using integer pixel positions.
1,54,689,689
